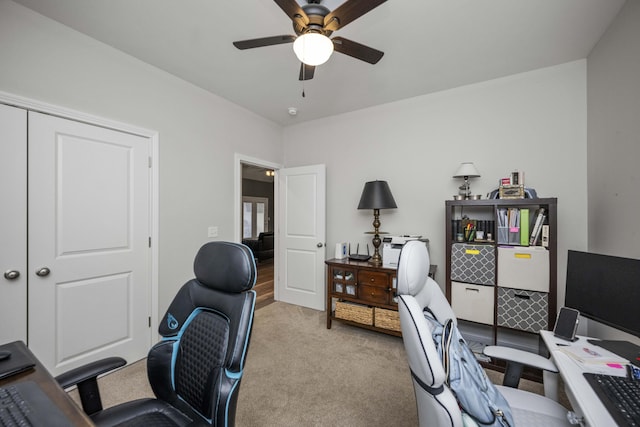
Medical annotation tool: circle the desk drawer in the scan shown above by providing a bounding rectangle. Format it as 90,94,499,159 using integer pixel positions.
359,284,390,305
451,281,494,325
358,271,389,288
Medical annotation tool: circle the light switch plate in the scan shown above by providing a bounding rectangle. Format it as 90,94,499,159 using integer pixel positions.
208,226,218,238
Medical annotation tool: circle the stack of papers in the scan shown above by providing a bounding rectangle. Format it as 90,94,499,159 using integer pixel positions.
559,344,629,366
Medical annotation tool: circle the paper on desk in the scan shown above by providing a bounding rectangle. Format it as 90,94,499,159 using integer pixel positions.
559,344,629,366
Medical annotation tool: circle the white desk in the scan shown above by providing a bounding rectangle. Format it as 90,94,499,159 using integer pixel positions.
541,330,628,426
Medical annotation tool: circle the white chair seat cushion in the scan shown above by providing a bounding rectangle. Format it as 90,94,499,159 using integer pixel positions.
497,386,571,426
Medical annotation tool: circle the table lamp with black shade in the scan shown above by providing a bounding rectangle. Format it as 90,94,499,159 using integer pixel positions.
357,180,397,266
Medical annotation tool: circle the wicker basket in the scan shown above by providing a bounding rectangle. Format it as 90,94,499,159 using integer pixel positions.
335,301,373,325
374,307,401,332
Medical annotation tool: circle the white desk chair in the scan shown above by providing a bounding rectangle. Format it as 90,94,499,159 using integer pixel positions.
396,241,571,427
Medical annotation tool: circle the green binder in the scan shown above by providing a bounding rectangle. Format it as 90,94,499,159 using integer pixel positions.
520,208,530,246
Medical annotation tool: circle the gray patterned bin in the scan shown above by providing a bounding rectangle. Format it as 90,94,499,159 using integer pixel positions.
450,243,495,285
497,287,548,333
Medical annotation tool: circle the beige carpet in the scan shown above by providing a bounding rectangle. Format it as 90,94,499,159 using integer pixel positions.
69,301,567,425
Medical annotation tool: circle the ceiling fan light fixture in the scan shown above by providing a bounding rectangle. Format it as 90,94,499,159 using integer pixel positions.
293,33,334,66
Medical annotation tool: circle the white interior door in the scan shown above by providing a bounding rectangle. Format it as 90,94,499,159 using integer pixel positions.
277,164,326,311
28,112,151,375
0,104,27,344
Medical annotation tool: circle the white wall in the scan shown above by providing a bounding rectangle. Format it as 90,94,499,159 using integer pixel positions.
587,0,640,343
283,60,589,310
0,0,284,315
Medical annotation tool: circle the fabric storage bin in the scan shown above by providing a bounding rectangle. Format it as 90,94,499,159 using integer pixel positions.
451,281,494,325
451,243,495,285
497,246,549,292
497,287,548,333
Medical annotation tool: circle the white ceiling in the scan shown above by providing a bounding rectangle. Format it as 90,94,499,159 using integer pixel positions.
13,0,626,126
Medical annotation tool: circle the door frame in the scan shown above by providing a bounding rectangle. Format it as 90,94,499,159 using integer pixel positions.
0,90,160,336
234,154,282,295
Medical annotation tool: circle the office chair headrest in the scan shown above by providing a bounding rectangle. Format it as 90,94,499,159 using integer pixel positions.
193,241,256,293
397,240,430,297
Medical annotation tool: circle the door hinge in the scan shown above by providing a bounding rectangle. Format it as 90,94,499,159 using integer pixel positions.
148,237,151,247
148,156,152,168
148,317,151,327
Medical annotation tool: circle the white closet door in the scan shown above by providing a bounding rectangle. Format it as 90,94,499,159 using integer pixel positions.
0,104,27,344
28,112,151,375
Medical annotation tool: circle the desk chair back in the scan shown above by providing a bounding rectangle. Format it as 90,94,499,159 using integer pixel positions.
397,241,463,427
149,241,257,426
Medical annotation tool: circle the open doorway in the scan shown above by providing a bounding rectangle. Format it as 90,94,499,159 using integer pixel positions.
240,161,276,309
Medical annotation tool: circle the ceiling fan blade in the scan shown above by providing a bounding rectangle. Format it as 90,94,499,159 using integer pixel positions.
274,0,309,29
324,0,387,32
332,37,384,64
299,63,315,81
233,35,296,50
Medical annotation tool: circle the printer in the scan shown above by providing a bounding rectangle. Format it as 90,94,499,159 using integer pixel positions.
382,235,429,268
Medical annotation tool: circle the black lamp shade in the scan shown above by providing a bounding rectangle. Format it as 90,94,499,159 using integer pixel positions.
357,181,397,210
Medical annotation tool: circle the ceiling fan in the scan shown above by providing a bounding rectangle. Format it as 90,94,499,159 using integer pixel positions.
233,0,387,81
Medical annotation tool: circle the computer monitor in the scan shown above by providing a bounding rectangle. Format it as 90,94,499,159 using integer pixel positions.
565,250,640,339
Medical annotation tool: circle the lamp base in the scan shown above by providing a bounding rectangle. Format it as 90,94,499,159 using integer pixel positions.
369,209,384,266
370,252,382,266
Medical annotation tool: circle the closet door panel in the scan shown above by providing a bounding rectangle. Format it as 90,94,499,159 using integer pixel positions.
0,103,27,344
28,112,151,375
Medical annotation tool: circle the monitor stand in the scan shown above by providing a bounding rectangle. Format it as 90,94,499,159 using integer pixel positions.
587,339,640,367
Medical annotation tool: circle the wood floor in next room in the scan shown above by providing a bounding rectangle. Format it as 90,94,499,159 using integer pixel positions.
254,258,274,310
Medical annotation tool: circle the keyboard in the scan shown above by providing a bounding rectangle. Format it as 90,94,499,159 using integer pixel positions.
584,372,640,426
0,381,72,427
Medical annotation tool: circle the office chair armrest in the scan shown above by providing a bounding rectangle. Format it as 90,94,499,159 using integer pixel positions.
56,357,127,389
55,357,126,415
483,345,560,401
483,346,557,372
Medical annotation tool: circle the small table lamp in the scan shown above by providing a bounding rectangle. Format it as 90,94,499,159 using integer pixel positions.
357,180,397,266
453,162,480,199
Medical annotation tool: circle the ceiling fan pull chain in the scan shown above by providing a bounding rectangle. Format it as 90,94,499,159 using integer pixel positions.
302,66,306,97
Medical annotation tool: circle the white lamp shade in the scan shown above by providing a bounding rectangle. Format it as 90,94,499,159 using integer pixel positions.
293,33,334,66
453,162,480,178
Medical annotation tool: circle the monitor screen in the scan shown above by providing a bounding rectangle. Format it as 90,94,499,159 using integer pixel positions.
565,250,640,339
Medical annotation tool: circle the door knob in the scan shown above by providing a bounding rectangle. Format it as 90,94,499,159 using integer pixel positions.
317,242,323,248
3,270,20,280
35,267,51,277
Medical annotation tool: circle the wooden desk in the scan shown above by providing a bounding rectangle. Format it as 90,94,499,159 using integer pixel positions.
0,341,93,426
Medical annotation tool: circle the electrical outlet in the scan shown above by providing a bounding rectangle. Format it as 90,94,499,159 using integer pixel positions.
208,226,218,238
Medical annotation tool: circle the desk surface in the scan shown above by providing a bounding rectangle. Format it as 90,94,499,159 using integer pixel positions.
541,330,628,427
0,341,93,426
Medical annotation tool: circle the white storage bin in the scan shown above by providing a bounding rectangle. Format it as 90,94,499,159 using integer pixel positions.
497,246,549,292
451,281,494,325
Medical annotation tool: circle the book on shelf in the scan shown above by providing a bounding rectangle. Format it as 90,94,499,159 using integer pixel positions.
530,215,546,245
541,225,549,247
529,207,546,246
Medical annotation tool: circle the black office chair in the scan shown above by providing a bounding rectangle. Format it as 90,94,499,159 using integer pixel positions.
56,241,257,426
